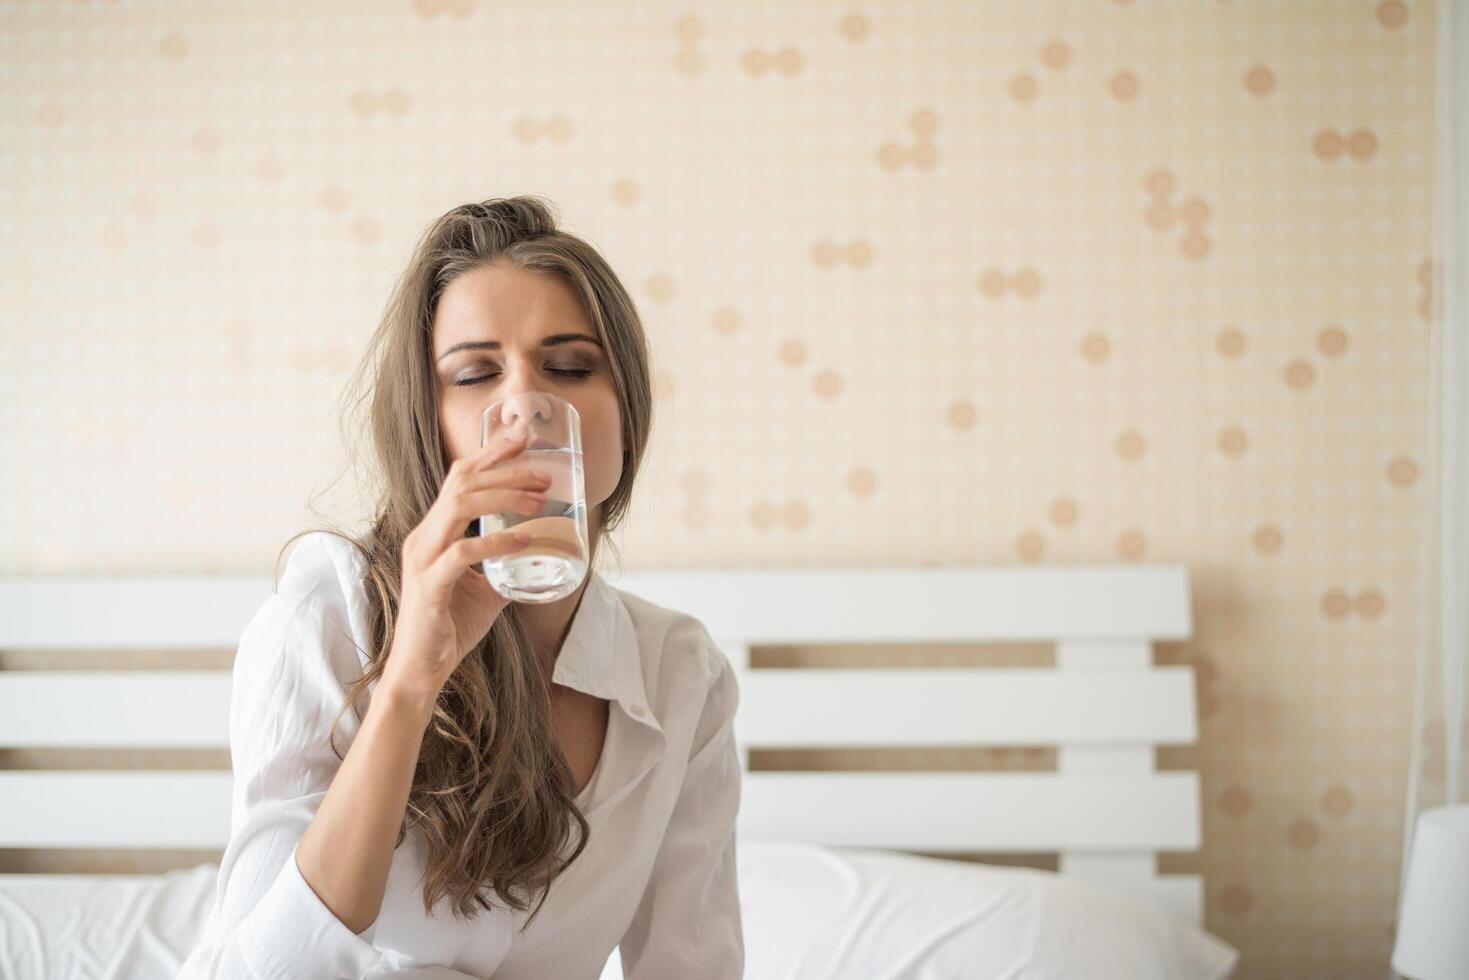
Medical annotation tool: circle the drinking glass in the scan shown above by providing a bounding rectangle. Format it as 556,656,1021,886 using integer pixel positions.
476,391,589,603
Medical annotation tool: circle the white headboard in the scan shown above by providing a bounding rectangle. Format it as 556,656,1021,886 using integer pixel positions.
0,563,1203,924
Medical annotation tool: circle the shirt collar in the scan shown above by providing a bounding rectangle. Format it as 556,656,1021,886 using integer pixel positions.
550,568,662,737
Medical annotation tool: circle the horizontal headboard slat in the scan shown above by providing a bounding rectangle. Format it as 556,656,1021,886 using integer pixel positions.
735,667,1197,746
0,668,1197,749
608,565,1191,642
739,771,1201,851
0,673,232,747
0,770,1199,852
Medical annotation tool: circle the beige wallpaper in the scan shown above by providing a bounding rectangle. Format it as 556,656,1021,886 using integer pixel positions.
0,1,1442,977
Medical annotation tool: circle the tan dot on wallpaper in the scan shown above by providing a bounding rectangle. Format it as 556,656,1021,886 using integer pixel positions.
36,101,65,127
1387,454,1419,487
749,500,776,530
1346,128,1378,160
1220,783,1253,817
319,184,348,216
193,222,219,250
1115,428,1146,460
1316,323,1348,357
673,14,703,42
1313,128,1344,160
908,142,939,170
1117,528,1147,560
711,306,741,335
1178,196,1210,227
740,49,769,77
847,465,878,497
1012,268,1042,298
611,177,640,206
845,239,874,268
978,268,1008,298
1377,0,1409,29
349,90,377,116
1048,496,1079,527
876,141,905,172
1252,523,1284,555
1081,332,1111,363
773,47,804,77
682,505,713,531
811,239,842,268
646,273,674,302
1016,529,1045,562
1144,202,1174,231
1039,39,1071,70
253,154,283,183
1108,70,1139,101
946,399,977,430
545,115,573,143
350,215,379,245
159,32,189,62
189,126,220,155
1320,588,1353,619
1355,587,1386,619
1417,257,1436,286
652,369,675,399
681,467,712,494
909,108,938,138
1220,883,1253,916
1143,167,1175,200
382,89,410,116
1287,816,1321,850
839,12,872,42
1218,426,1249,457
1215,325,1247,358
782,499,810,530
778,338,808,367
812,369,843,399
1320,783,1356,817
674,48,705,76
1284,358,1316,391
1242,64,1276,96
1008,72,1039,103
511,116,540,144
1180,232,1211,261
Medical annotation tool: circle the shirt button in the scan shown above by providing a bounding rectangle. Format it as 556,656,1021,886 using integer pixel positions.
630,704,646,717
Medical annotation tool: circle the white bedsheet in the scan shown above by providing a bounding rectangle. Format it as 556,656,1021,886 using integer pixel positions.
0,841,1238,979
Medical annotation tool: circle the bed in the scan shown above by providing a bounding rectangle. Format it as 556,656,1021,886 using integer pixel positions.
0,562,1240,979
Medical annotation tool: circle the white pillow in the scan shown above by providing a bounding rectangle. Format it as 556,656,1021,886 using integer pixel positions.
603,840,1239,979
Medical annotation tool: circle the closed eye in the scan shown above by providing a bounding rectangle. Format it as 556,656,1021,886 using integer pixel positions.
452,368,592,387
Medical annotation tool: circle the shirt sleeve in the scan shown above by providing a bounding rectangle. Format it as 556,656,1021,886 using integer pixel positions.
617,630,745,979
178,537,393,980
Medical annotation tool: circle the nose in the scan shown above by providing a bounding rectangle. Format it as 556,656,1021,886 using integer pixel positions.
495,390,555,441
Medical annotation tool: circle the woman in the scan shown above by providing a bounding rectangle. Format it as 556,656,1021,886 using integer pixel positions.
178,197,744,979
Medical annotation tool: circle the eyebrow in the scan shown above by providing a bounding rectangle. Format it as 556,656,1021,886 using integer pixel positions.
436,333,603,363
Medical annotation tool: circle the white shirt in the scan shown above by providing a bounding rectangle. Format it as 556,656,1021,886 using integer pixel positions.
178,531,744,979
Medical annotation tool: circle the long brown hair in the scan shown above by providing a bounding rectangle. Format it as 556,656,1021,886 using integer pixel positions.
274,196,654,928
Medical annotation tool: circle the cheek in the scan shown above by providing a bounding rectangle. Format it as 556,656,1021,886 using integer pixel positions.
580,402,624,502
439,401,483,464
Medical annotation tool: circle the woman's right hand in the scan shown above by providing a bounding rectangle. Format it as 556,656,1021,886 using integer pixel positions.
381,434,554,706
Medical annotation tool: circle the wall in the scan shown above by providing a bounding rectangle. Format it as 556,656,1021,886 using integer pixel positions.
0,1,1440,977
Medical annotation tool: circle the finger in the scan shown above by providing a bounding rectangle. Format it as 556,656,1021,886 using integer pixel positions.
464,433,529,473
427,530,531,593
449,487,547,527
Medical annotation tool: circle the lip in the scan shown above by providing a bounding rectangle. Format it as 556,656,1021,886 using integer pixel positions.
524,437,559,451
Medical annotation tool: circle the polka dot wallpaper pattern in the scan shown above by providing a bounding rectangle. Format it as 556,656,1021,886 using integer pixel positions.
0,1,1442,977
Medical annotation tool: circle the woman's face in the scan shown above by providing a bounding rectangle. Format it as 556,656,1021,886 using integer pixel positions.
432,261,624,532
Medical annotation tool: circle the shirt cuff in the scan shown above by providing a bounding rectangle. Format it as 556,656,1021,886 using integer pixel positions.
238,840,391,979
